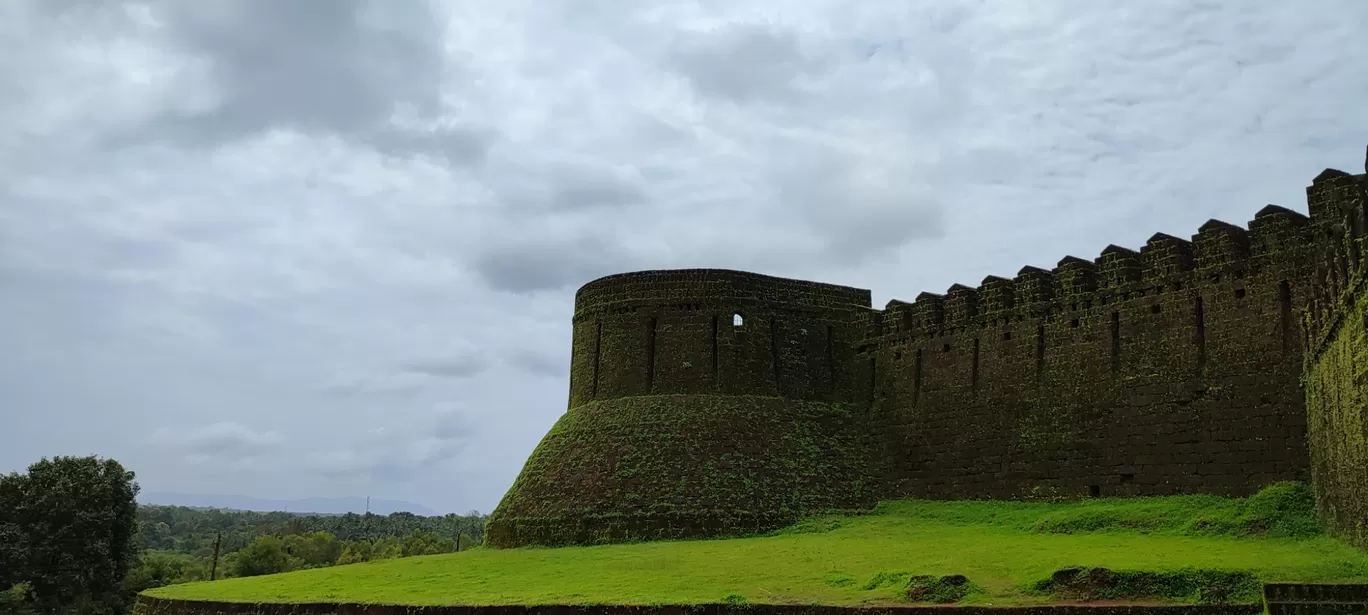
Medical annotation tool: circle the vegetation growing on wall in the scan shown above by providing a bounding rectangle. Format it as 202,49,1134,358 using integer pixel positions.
486,394,878,547
1301,166,1368,548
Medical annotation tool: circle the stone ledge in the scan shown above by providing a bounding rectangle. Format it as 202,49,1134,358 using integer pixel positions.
1264,583,1368,615
133,596,1265,615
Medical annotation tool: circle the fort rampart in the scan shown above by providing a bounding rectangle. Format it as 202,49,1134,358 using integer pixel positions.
1301,164,1368,548
862,205,1315,501
487,149,1368,549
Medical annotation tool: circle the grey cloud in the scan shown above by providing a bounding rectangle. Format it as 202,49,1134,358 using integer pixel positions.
776,151,946,263
320,374,427,399
667,22,836,103
398,355,488,379
485,150,651,212
507,350,567,378
305,409,476,482
148,422,284,464
105,0,491,161
471,229,639,294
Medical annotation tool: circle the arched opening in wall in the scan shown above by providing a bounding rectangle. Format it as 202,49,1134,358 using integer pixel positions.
733,313,745,328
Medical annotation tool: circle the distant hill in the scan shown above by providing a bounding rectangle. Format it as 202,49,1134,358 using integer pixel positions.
138,492,439,516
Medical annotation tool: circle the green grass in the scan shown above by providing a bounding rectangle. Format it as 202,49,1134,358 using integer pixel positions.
145,483,1368,607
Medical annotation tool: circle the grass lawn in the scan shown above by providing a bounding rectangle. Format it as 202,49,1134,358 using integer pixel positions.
144,484,1368,607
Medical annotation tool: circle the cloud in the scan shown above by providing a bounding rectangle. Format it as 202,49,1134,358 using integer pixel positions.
507,349,567,379
319,373,429,398
4,0,1368,515
56,0,494,162
398,355,488,379
666,21,837,104
304,408,477,482
148,422,284,468
470,224,643,293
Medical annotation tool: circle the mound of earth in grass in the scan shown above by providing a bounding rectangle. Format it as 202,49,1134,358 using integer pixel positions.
485,394,879,547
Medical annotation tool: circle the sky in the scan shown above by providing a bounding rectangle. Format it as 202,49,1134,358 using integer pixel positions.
2,0,1367,516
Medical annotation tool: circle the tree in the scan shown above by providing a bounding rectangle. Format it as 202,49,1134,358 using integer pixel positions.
227,536,300,578
400,529,455,557
0,456,139,615
282,531,342,568
122,552,189,594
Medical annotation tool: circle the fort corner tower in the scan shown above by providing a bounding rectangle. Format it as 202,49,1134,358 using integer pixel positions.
485,270,881,547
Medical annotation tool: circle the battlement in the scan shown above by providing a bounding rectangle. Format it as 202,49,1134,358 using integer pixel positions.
863,208,1315,341
1303,166,1368,354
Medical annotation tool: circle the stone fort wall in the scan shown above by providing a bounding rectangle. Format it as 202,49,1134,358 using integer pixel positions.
556,206,1322,503
861,206,1316,500
566,269,874,408
490,150,1368,548
1302,163,1368,548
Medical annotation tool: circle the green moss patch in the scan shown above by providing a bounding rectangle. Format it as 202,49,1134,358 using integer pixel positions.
486,395,878,547
904,574,980,603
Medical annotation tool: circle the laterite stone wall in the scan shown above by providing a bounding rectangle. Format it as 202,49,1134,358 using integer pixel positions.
1302,167,1368,549
490,148,1368,548
862,207,1316,500
488,270,879,547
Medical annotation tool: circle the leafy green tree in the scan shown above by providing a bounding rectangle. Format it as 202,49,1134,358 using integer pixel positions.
335,541,372,565
401,529,455,557
283,531,343,568
122,552,188,594
0,456,139,614
227,535,301,578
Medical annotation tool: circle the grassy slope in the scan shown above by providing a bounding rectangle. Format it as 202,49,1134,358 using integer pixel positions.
145,485,1368,607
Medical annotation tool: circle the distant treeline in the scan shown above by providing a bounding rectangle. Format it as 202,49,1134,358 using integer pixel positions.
129,504,488,588
1,455,488,615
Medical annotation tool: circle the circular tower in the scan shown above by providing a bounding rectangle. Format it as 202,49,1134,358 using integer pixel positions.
485,269,878,547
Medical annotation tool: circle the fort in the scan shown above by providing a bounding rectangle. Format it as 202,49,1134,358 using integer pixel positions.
486,152,1368,551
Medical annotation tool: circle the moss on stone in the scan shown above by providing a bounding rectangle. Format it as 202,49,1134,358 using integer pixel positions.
486,394,878,547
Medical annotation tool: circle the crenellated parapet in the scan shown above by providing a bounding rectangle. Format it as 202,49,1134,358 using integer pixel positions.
1303,164,1368,355
1098,245,1142,289
1141,233,1194,282
860,207,1313,347
979,275,1016,315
